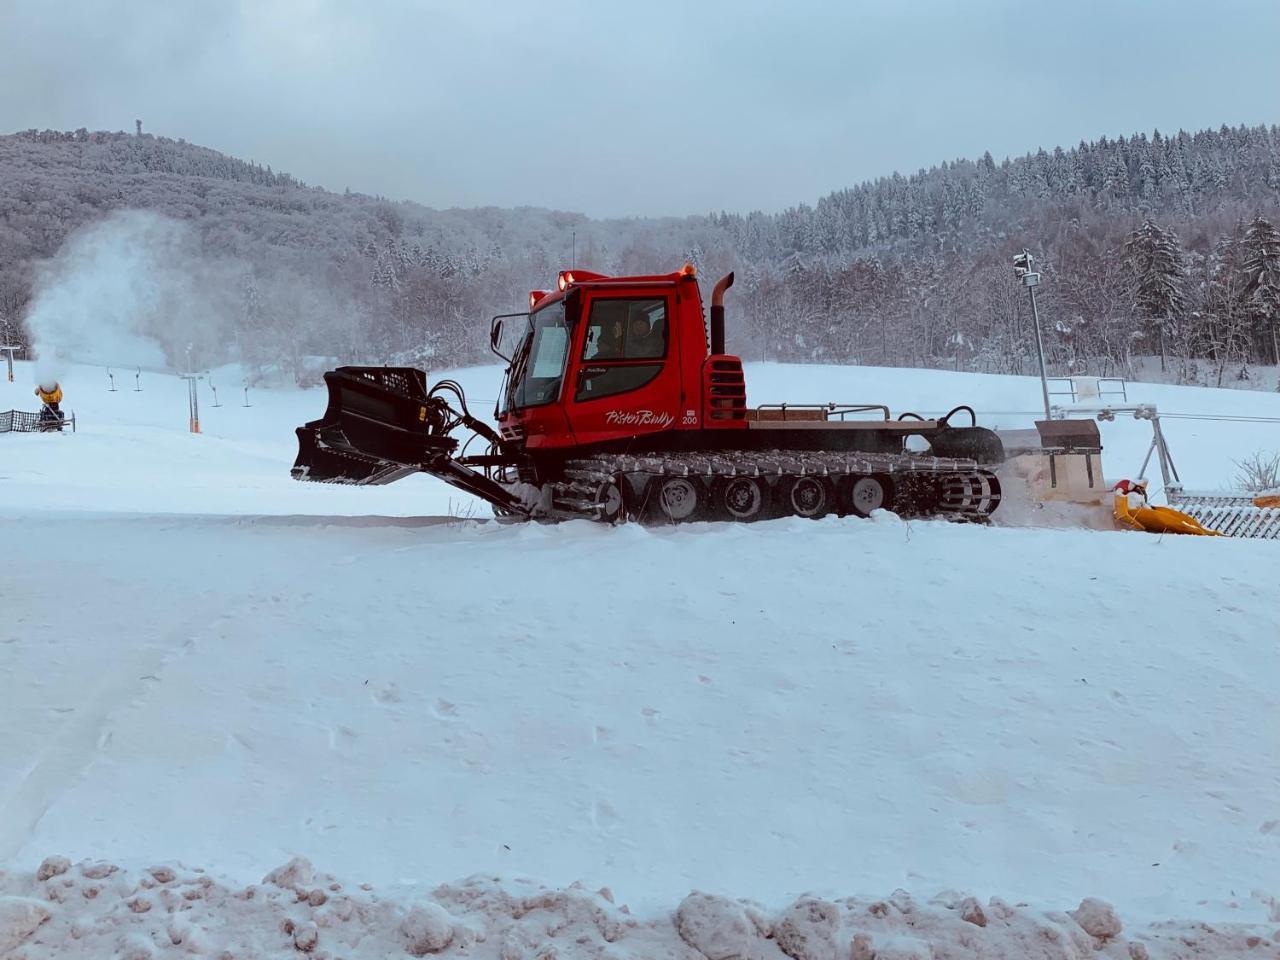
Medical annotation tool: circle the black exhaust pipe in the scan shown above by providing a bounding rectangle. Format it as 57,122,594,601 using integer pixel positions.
710,271,734,355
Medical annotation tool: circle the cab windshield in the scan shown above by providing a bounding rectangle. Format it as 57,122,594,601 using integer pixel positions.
509,301,569,409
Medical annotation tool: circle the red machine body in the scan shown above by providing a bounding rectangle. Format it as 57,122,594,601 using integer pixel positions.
495,267,745,452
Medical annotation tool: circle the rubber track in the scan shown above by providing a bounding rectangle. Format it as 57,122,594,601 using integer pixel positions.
552,450,1001,522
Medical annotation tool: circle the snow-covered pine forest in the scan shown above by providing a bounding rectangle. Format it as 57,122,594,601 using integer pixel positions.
2,123,1278,383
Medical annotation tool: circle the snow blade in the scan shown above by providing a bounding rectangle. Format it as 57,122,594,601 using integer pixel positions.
292,426,424,485
291,366,533,517
291,366,456,485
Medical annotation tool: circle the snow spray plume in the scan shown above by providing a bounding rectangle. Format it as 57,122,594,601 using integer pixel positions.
23,210,241,379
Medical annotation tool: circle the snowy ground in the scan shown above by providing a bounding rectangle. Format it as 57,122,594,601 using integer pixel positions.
2,360,1279,959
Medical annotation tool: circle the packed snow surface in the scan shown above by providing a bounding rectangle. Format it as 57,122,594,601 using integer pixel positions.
2,360,1279,958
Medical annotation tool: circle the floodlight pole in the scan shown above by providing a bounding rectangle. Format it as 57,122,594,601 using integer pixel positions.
181,375,201,432
0,346,18,382
183,345,201,433
1014,250,1052,421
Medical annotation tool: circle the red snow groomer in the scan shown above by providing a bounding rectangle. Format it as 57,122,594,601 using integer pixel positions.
292,266,1004,523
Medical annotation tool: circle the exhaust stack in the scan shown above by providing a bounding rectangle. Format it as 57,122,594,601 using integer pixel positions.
710,271,735,355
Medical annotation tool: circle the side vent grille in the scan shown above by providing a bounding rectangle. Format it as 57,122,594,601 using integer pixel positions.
703,357,746,422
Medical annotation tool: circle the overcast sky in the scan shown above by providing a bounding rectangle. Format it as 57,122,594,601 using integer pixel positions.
1,0,1276,218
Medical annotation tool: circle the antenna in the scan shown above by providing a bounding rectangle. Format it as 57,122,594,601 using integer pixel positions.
572,230,576,269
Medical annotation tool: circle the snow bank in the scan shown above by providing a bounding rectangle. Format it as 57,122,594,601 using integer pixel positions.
1,858,1274,959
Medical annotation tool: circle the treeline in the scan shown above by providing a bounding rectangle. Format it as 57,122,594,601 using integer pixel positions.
0,124,1277,382
747,214,1280,389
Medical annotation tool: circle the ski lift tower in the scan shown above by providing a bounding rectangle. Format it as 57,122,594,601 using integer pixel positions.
1014,250,1051,420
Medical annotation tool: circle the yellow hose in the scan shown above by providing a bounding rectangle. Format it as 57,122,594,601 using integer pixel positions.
1114,496,1224,536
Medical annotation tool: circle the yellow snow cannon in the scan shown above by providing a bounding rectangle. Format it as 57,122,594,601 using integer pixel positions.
1112,479,1223,536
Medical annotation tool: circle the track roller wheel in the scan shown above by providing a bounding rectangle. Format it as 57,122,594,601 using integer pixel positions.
843,473,894,518
782,475,832,519
713,476,768,522
653,476,704,523
592,477,626,524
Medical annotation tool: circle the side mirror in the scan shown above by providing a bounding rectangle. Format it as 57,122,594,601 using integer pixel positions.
488,315,515,362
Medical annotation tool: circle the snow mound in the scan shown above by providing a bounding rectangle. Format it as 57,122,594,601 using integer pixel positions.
1,859,1276,960
1073,896,1123,940
400,901,455,955
773,897,841,960
0,896,51,953
675,891,766,959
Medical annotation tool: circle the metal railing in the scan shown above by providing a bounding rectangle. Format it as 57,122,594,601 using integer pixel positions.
752,402,892,421
1046,376,1129,404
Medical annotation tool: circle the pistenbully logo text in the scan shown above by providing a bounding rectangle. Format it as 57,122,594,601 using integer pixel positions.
604,409,675,428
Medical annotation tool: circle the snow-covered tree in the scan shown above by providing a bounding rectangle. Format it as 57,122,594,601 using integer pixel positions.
1241,216,1280,364
1124,219,1187,372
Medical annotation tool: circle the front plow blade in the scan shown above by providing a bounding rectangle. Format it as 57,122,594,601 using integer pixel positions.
290,366,533,517
292,366,456,486
291,426,424,485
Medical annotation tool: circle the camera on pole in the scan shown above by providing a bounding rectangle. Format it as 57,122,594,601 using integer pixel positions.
1013,252,1040,286
1013,249,1051,420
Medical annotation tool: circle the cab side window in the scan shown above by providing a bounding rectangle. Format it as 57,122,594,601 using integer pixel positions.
582,298,667,361
577,297,669,402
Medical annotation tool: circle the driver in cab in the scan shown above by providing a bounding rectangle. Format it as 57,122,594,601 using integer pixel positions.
627,312,663,358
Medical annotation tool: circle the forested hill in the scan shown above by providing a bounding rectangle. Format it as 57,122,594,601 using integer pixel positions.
2,123,1277,381
781,125,1279,251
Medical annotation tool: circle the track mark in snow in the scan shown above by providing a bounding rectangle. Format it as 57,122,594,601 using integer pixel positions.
0,620,207,861
326,726,358,753
591,797,620,830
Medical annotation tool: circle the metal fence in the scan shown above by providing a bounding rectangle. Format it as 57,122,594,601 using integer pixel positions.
0,409,75,433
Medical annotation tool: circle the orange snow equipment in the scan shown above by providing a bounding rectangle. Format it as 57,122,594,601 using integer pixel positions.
36,383,62,404
1113,479,1223,536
